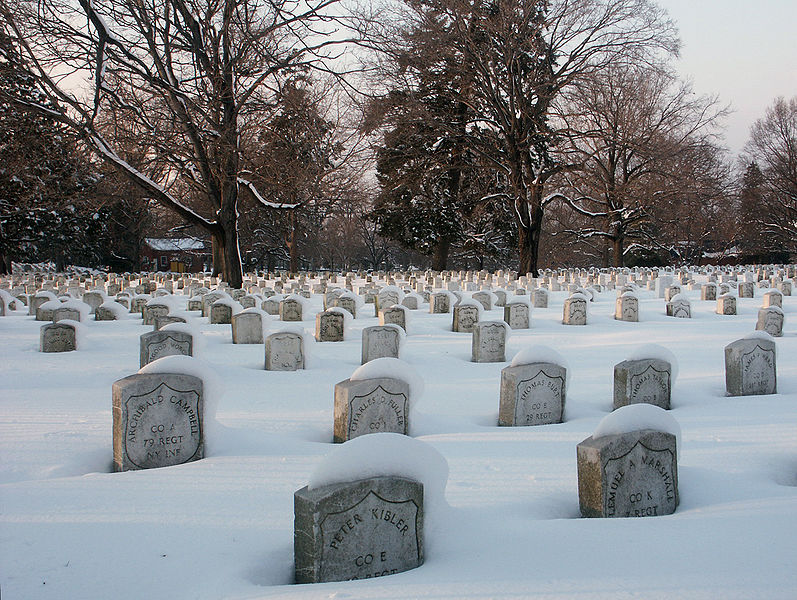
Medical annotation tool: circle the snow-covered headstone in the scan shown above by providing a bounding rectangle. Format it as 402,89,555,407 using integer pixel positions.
379,305,407,331
701,283,718,301
472,321,507,363
142,302,170,326
40,322,77,353
724,335,777,396
265,331,305,371
315,310,345,342
153,315,186,330
615,293,639,322
472,291,492,311
563,294,588,325
209,300,234,325
332,295,357,318
613,358,672,410
664,285,681,302
112,372,203,471
82,291,104,314
429,292,451,314
499,348,567,427
231,311,265,344
716,294,736,315
755,307,784,338
577,405,679,518
279,298,303,322
452,302,480,333
666,294,691,318
532,288,549,308
762,290,782,308
140,329,193,368
738,282,755,298
503,301,530,329
362,326,402,364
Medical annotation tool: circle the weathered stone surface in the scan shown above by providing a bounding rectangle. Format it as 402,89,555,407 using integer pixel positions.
532,288,549,308
331,296,357,318
153,315,187,330
472,291,492,311
265,331,305,371
82,291,104,313
499,362,566,426
563,296,587,325
40,322,77,352
471,321,506,363
316,310,345,342
666,297,691,318
294,476,424,583
333,377,410,443
280,298,303,321
379,306,406,331
613,359,671,410
716,294,737,315
725,337,777,396
53,306,82,323
701,283,718,301
209,302,233,325
452,304,479,332
664,286,681,302
503,302,530,329
614,294,638,322
232,311,265,344
738,282,755,298
362,326,401,364
762,291,783,308
95,305,119,321
577,429,678,518
112,372,203,471
755,308,784,337
139,329,193,367
142,303,170,325
401,296,419,310
429,293,450,314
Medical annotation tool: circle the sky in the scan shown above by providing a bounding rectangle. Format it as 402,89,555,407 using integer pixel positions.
658,0,797,155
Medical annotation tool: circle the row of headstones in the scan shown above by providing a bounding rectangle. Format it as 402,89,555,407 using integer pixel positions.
109,366,682,583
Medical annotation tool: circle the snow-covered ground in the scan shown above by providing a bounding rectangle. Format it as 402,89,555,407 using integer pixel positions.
1,278,796,599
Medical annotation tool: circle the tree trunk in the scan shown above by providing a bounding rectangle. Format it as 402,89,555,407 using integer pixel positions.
288,210,299,273
612,236,624,267
431,237,451,271
517,186,544,277
211,232,224,276
218,204,243,289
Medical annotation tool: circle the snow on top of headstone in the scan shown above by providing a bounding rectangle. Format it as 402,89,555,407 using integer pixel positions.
34,290,58,300
378,285,405,301
98,300,130,319
350,357,424,401
593,404,681,455
55,318,86,349
620,290,639,299
269,323,316,367
627,343,679,383
569,292,589,301
458,297,484,316
308,433,449,514
337,290,364,308
284,293,311,309
764,288,783,296
161,321,206,354
240,306,273,336
0,289,21,310
742,330,777,348
403,291,425,304
59,299,91,320
669,293,690,303
211,296,243,314
510,345,570,391
506,294,531,307
138,355,222,420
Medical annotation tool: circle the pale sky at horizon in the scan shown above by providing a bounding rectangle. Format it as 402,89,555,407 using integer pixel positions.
658,0,797,156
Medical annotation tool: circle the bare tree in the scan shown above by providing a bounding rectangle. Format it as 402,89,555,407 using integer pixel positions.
554,62,727,266
742,96,797,256
0,0,347,286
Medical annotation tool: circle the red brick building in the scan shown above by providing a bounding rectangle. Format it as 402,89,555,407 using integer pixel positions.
140,238,210,273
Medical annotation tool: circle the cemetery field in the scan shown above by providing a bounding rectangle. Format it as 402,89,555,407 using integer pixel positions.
1,284,796,599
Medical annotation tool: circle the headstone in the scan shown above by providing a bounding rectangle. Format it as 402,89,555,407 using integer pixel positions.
532,288,549,308
53,306,82,322
613,359,671,410
577,429,678,518
332,295,357,318
452,303,479,333
755,307,784,337
471,321,507,363
666,296,691,318
142,303,170,325
563,296,587,325
503,302,530,329
471,291,492,311
240,295,257,309
716,294,737,315
379,306,407,331
209,301,234,325
777,281,792,296
333,377,410,443
498,362,566,426
39,322,77,352
153,315,187,330
362,326,401,364
429,293,450,314
614,294,639,322
738,282,755,298
279,298,303,322
724,336,777,396
664,285,681,302
139,329,193,367
762,290,783,308
82,291,104,313
316,310,345,342
95,305,120,321
265,331,305,371
232,311,265,344
112,372,203,471
400,295,419,310
262,298,281,315
294,476,423,583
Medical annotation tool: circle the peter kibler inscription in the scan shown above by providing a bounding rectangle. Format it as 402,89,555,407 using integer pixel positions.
294,476,423,583
112,372,203,471
577,429,678,518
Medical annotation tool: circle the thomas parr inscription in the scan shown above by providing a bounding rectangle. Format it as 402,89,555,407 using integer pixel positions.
113,373,203,471
294,476,424,583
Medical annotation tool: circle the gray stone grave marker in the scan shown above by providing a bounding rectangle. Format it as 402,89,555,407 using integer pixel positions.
613,359,671,410
112,372,203,471
280,298,304,322
332,296,357,318
265,331,305,371
333,377,409,443
725,336,777,396
762,290,782,308
701,283,718,301
210,301,233,325
316,310,345,342
53,306,83,323
577,429,678,518
429,293,450,314
532,288,549,308
362,326,402,364
452,303,480,332
40,322,77,352
614,294,639,322
499,362,566,426
755,307,784,337
666,296,691,318
471,321,507,363
379,306,407,331
143,302,170,325
563,296,587,325
140,329,193,367
716,294,737,315
294,476,423,583
232,311,265,344
503,302,530,329
472,291,492,311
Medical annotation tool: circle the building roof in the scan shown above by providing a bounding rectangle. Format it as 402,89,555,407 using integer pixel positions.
144,238,207,251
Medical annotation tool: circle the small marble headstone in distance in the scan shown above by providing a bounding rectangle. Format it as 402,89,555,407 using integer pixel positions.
362,326,401,364
294,476,423,583
756,307,784,337
112,372,203,471
613,359,671,410
471,321,507,363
